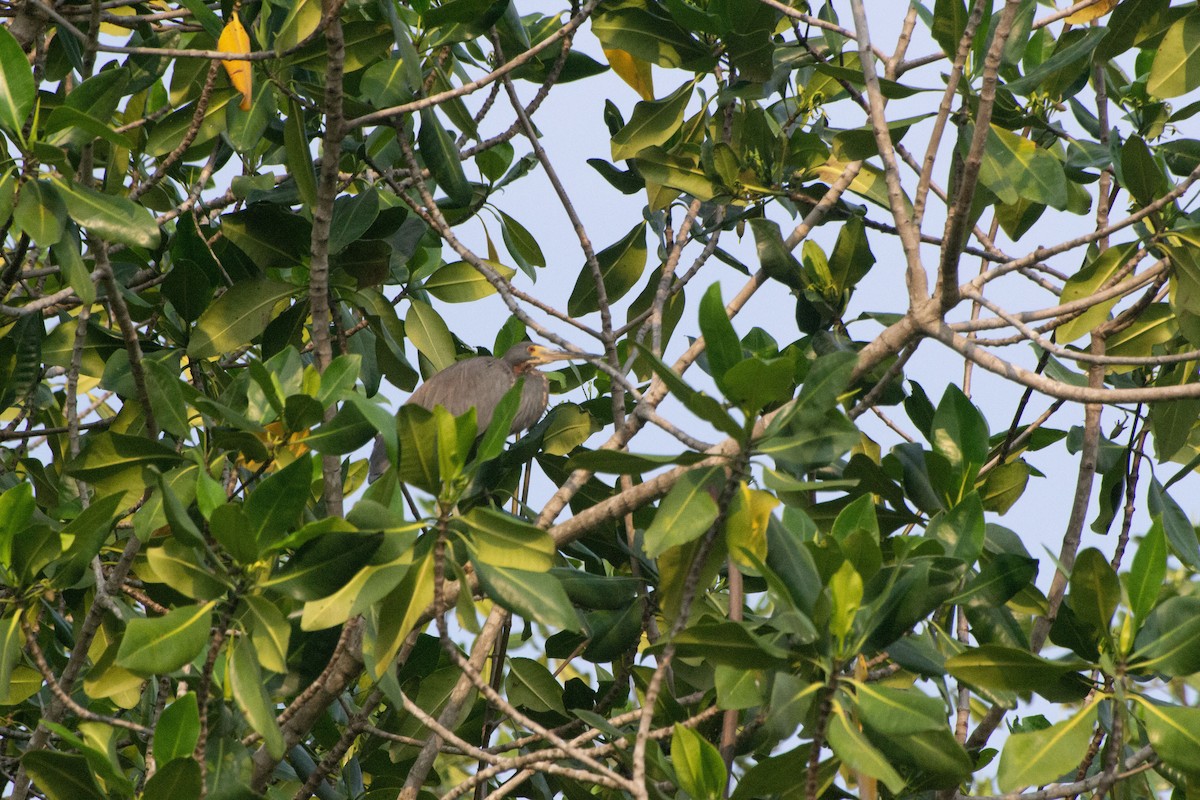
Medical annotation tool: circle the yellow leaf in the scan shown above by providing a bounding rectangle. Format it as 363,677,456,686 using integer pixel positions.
604,48,654,101
1064,0,1118,24
726,483,779,570
218,13,253,111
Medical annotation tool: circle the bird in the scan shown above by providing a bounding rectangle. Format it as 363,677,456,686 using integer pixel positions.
367,341,594,483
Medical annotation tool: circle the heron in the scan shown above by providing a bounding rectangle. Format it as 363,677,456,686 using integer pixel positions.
367,341,594,482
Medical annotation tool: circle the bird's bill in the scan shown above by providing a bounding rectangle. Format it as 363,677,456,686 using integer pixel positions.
528,345,601,364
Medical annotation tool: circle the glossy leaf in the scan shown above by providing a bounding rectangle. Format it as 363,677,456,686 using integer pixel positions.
643,467,721,558
405,299,456,371
1139,700,1200,776
228,635,285,759
419,108,471,205
1067,547,1119,630
604,47,654,100
567,222,648,316
945,645,1089,700
153,693,200,763
13,180,67,247
997,703,1096,792
115,602,215,676
610,80,693,161
827,708,906,794
188,279,297,359
142,758,201,800
672,723,726,800
698,282,743,393
1127,519,1166,622
1148,13,1200,98
218,13,253,111
456,507,555,572
20,752,105,800
0,25,34,135
424,260,515,303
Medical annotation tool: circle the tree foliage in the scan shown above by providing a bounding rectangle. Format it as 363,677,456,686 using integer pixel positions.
3,0,1200,799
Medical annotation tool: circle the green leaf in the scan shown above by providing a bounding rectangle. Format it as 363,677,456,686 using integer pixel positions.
1068,547,1119,630
20,752,105,800
1132,595,1200,677
456,507,555,572
1139,700,1200,776
829,560,863,648
0,24,34,135
115,602,215,676
419,108,471,205
368,542,435,676
54,179,161,249
1148,12,1200,99
13,180,68,247
245,454,312,552
1148,478,1200,568
1119,135,1169,208
275,0,321,53
229,635,285,760
144,91,235,157
153,693,200,763
767,351,857,434
997,703,1097,792
304,401,376,455
591,5,715,71
1127,519,1166,622
66,432,185,484
756,412,861,469
930,0,967,58
55,491,125,586
926,492,985,565
541,404,601,456
671,723,726,800
497,209,545,272
220,205,312,267
854,684,946,735
750,218,805,291
566,449,708,474
634,146,724,202
146,540,228,599
698,282,742,394
931,383,989,489
567,221,648,316
472,561,581,631
406,298,456,371
945,645,1089,700
671,621,788,668
141,757,201,800
975,124,1068,210
826,707,906,794
395,404,441,493
979,459,1030,514
188,279,297,359
1056,243,1138,345
0,613,22,696
507,657,568,715
0,483,35,570
423,260,515,303
643,467,721,558
948,552,1038,608
610,80,694,161
284,98,318,209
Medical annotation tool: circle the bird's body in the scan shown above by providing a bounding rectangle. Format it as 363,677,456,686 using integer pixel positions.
367,342,589,483
405,350,549,434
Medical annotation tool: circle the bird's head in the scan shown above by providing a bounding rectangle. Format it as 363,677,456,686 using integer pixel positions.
502,342,596,371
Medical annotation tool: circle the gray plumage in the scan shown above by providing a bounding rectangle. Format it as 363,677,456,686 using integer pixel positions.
367,342,590,483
